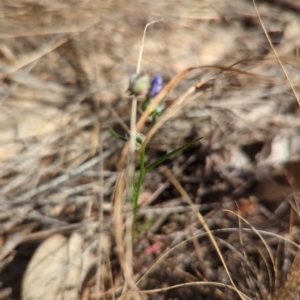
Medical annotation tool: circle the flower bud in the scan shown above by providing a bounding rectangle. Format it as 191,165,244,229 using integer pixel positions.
128,73,151,96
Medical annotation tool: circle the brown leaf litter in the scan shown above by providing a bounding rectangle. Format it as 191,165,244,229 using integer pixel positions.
0,0,300,299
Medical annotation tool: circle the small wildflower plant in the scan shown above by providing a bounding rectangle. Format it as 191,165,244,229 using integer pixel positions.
110,72,201,230
111,20,202,231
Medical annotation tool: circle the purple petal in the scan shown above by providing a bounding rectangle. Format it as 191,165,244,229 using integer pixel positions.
149,74,163,97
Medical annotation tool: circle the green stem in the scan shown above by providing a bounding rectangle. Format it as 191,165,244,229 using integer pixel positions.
132,145,146,230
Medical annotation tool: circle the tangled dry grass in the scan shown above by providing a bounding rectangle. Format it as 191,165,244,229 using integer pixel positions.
0,0,300,299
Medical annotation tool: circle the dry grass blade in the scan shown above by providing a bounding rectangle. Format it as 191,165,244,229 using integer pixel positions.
272,250,300,300
224,210,275,266
141,281,245,295
161,167,250,300
252,0,300,106
2,18,100,76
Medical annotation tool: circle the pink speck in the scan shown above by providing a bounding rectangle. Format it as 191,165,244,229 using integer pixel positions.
145,242,162,255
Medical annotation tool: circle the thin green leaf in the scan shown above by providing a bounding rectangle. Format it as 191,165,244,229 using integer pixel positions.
145,137,203,172
139,146,146,174
109,127,127,142
132,174,138,194
132,186,137,195
132,147,146,226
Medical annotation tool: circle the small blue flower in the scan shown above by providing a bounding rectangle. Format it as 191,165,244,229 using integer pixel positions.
141,74,166,125
148,74,163,97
